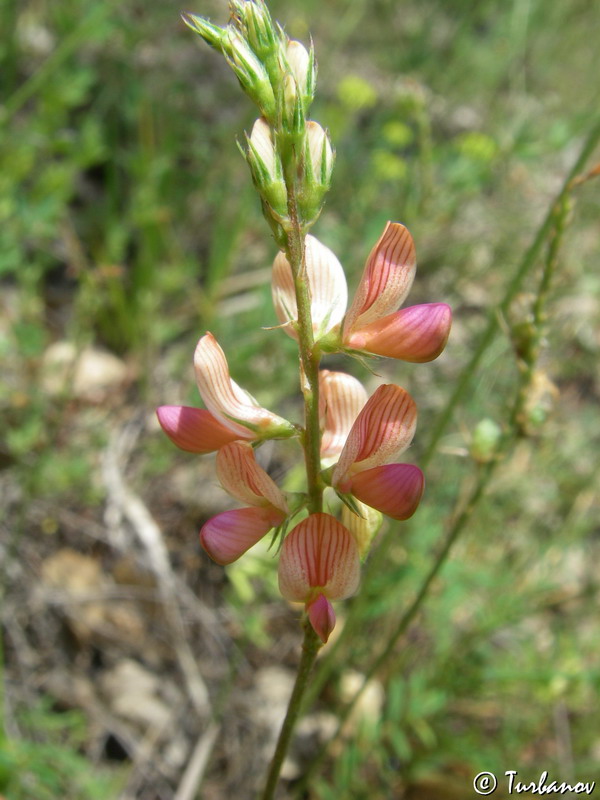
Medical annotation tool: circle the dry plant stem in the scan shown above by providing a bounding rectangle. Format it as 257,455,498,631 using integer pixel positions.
304,115,600,705
261,622,321,800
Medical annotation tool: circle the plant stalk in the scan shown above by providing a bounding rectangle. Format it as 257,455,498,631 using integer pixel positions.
260,622,321,800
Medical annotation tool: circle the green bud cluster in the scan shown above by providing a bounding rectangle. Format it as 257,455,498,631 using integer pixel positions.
183,1,333,240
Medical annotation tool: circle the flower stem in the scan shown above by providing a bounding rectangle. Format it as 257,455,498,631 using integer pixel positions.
283,158,323,515
260,621,321,800
260,129,325,799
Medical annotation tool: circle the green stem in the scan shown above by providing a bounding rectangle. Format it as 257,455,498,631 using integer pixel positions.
284,161,323,514
260,623,321,800
260,126,325,799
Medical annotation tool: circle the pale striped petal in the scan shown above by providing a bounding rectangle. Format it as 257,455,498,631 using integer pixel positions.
319,370,368,458
278,513,360,602
216,441,288,513
271,235,348,339
332,384,417,489
346,303,452,362
343,222,416,335
156,405,243,452
200,506,285,565
341,500,382,559
194,333,295,438
349,464,424,520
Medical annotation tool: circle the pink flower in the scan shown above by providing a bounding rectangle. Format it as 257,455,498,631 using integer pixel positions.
278,513,360,642
342,222,451,362
200,442,289,565
194,333,296,439
331,384,424,521
156,405,241,453
319,370,368,459
274,224,451,363
157,332,295,453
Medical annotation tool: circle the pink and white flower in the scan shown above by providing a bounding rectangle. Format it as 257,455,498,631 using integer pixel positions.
331,384,424,520
278,513,360,642
200,442,289,565
157,333,295,454
272,223,451,363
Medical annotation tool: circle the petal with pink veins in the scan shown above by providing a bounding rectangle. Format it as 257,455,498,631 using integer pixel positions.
216,441,288,513
200,506,286,565
346,303,452,362
343,222,416,335
278,513,360,602
319,371,368,459
349,464,424,520
272,235,348,340
194,333,295,439
332,384,417,489
156,405,243,453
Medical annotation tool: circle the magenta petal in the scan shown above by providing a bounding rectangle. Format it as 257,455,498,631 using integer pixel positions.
347,303,452,362
307,593,336,644
200,507,285,565
350,464,425,520
156,405,240,453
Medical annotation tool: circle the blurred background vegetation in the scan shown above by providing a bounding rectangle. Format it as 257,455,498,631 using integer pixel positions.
1,0,599,797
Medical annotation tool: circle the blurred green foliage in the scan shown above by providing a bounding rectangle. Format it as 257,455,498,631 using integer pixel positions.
1,0,599,797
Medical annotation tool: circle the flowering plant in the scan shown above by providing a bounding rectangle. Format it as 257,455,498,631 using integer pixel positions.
158,1,451,795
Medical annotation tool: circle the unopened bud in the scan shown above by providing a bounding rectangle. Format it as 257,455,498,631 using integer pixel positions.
224,29,277,120
470,418,502,463
182,14,228,53
246,118,288,216
298,121,334,223
282,39,316,120
517,370,559,437
241,0,278,61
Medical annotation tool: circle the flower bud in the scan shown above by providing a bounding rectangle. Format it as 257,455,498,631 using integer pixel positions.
240,0,278,62
224,29,277,120
285,40,315,113
470,418,502,463
182,14,228,53
246,118,288,217
298,121,334,223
